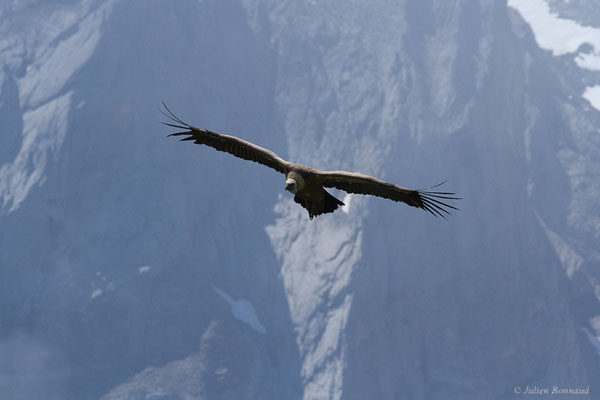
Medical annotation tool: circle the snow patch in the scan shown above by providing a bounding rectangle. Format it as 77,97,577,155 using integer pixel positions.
508,0,600,111
507,0,600,57
575,52,600,71
582,86,600,111
213,286,266,334
91,289,103,299
138,266,151,274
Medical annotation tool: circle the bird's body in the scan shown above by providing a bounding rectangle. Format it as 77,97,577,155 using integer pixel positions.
161,104,459,219
285,165,346,219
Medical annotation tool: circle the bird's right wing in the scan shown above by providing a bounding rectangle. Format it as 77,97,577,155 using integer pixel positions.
161,103,290,175
317,170,459,218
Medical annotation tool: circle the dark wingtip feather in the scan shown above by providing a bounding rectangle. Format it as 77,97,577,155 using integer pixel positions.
160,103,200,144
159,102,193,129
426,180,448,190
161,121,189,130
416,181,460,219
160,102,187,125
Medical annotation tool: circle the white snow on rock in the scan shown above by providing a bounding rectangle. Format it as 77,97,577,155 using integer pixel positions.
266,209,361,400
582,86,600,111
17,1,116,109
213,286,266,334
507,0,600,57
0,92,73,213
138,266,151,274
575,52,600,71
0,1,116,215
508,0,600,111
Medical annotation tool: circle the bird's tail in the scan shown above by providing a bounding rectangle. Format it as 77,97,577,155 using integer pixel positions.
293,190,344,219
323,189,345,215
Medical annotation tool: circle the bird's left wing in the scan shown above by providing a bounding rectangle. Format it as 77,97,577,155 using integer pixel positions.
161,103,289,175
317,170,459,218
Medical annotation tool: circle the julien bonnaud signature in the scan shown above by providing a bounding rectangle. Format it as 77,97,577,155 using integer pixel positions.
514,385,590,395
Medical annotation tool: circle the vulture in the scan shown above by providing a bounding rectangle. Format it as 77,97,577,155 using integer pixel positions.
161,104,459,219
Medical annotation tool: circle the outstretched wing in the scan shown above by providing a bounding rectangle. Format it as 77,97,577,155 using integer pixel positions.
317,171,459,218
161,103,289,174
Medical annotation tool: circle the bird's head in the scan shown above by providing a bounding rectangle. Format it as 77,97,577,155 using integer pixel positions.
285,178,298,193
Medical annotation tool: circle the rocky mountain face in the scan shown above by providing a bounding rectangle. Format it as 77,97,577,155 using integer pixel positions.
1,0,599,399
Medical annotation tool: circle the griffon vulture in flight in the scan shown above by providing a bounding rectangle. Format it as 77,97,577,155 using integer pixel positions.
161,104,459,219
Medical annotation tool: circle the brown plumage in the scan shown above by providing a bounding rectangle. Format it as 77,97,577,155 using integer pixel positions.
161,103,459,219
